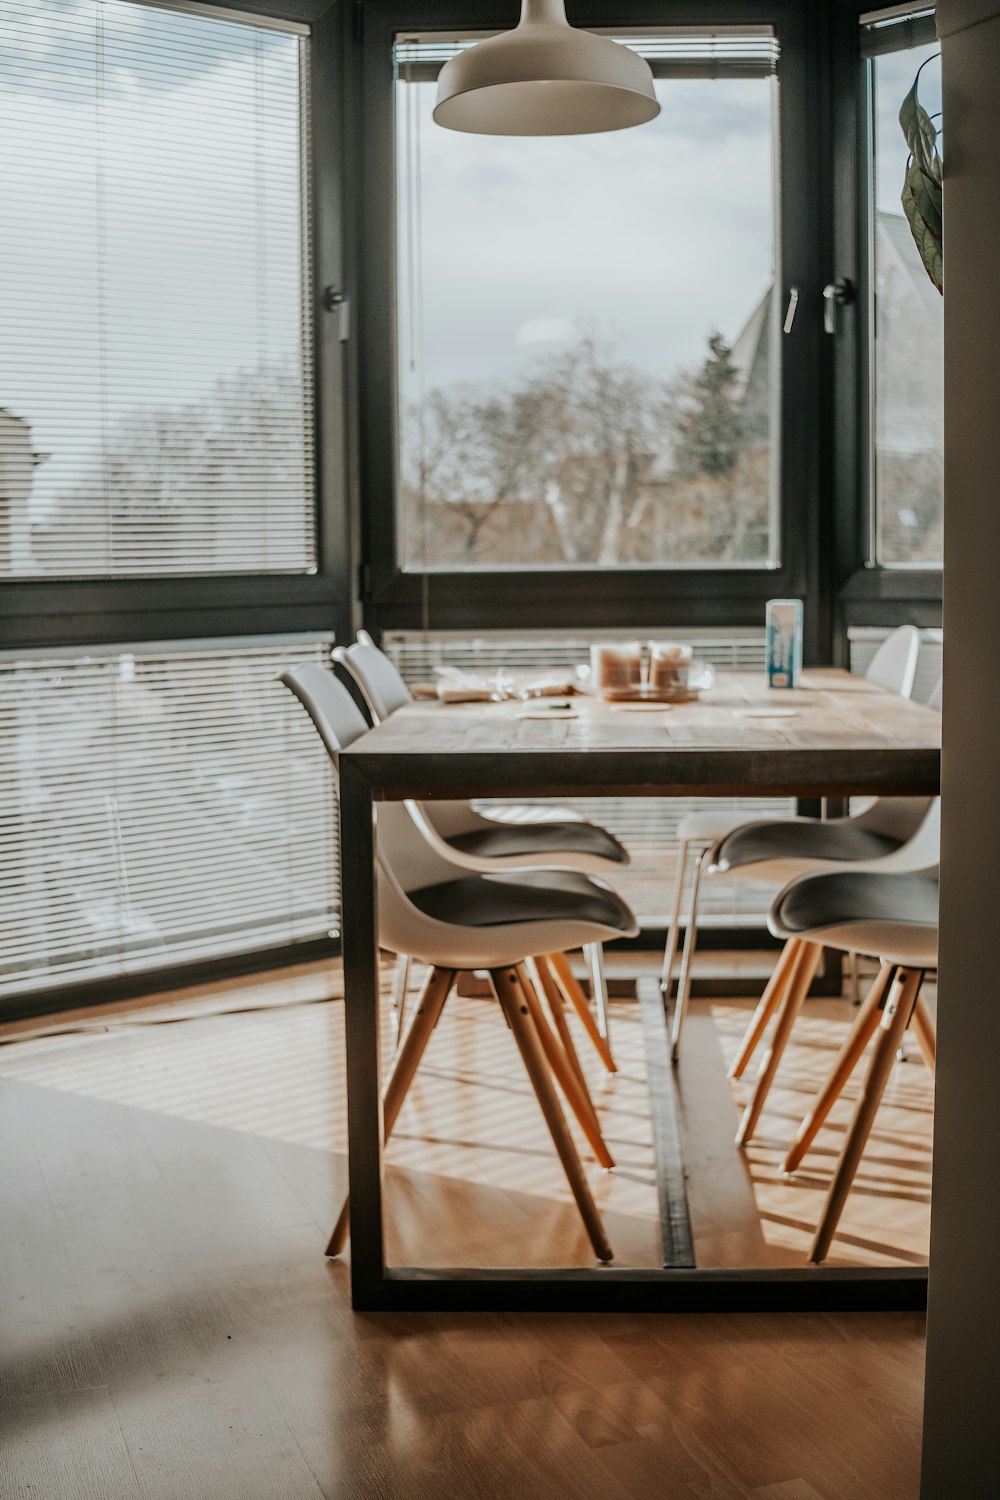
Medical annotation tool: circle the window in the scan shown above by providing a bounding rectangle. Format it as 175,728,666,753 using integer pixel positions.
0,0,340,1009
0,0,314,578
394,31,780,572
0,639,338,998
864,14,943,567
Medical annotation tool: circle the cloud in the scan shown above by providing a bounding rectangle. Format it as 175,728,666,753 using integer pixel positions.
516,318,574,346
399,77,775,397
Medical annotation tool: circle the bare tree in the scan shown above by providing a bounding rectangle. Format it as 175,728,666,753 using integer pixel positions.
32,359,310,573
402,333,670,567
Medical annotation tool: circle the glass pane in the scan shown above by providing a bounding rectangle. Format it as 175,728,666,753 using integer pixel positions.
396,56,778,570
872,43,943,566
0,1,314,578
0,639,338,998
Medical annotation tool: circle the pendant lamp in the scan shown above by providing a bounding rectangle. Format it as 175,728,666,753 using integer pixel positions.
432,0,660,137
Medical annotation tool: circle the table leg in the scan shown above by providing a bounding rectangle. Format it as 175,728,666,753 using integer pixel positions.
336,759,386,1306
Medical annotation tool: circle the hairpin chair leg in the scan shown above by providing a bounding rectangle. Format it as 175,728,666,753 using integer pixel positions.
491,967,613,1263
389,952,411,1055
810,967,923,1263
728,938,802,1080
736,940,822,1147
670,848,705,1063
660,838,691,1001
545,951,617,1074
515,965,614,1169
782,963,895,1176
585,942,610,1044
325,965,455,1258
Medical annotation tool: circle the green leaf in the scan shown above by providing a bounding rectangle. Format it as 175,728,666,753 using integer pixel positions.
906,159,943,240
899,83,940,177
899,57,944,295
902,172,943,293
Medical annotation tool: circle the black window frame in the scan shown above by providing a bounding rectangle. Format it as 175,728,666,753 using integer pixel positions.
352,0,836,660
830,0,943,646
0,0,354,653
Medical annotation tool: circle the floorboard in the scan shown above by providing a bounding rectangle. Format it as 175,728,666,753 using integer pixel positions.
0,961,928,1498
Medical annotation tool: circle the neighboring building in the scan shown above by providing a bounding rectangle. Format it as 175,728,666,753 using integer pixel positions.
874,209,944,462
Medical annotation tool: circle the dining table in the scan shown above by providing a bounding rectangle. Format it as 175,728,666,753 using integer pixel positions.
335,667,941,1312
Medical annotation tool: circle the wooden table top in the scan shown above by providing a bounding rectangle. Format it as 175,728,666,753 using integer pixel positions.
344,669,941,801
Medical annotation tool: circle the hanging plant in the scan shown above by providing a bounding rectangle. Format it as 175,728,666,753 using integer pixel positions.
899,54,943,294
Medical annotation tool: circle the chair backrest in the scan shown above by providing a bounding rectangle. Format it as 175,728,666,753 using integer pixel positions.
333,630,412,723
850,675,941,843
864,624,920,698
279,663,464,889
280,662,370,758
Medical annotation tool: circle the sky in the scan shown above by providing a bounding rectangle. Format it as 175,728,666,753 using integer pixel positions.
874,41,942,214
397,72,776,404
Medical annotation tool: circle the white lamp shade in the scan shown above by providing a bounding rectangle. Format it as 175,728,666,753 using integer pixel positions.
433,0,660,137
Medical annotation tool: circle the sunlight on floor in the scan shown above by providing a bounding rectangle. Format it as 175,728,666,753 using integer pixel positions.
0,963,933,1272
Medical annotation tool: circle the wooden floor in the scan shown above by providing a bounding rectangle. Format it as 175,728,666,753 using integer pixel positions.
0,960,928,1498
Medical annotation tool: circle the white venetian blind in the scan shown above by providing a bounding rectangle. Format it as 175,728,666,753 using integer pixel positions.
0,638,339,998
0,0,315,578
395,29,780,80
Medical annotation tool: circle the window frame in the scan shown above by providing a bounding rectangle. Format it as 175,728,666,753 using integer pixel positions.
0,0,355,653
830,0,943,644
353,0,832,657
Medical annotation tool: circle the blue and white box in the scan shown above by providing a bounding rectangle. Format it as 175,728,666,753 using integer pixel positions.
766,598,803,689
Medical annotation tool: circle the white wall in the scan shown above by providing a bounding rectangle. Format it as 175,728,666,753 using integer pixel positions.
921,2,1000,1494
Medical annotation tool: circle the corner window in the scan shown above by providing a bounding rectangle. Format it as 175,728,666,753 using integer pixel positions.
394,31,780,571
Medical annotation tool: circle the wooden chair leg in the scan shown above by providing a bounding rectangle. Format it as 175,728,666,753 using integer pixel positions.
382,967,456,1137
546,950,617,1074
529,954,590,1099
491,967,614,1263
810,968,924,1263
728,938,802,1080
325,965,455,1258
515,965,614,1169
735,940,823,1147
910,994,937,1077
782,963,895,1175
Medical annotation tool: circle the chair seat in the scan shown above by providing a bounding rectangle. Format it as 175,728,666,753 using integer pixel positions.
771,871,939,967
412,869,636,934
712,819,902,873
447,820,628,866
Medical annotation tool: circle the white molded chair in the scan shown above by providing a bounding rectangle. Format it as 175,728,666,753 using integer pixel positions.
334,631,628,1055
334,629,411,721
661,629,928,1061
280,662,639,1264
722,795,940,1148
768,864,938,1262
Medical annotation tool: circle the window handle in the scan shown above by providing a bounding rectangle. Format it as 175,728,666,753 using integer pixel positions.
823,277,854,335
324,286,351,342
782,287,799,334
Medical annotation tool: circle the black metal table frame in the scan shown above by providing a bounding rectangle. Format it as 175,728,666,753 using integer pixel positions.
338,737,940,1313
